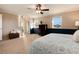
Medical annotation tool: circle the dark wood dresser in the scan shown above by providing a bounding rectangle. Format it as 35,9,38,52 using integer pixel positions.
39,24,48,36
8,32,19,39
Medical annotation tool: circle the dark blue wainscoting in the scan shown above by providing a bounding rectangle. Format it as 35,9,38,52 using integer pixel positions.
30,28,77,35
46,28,77,35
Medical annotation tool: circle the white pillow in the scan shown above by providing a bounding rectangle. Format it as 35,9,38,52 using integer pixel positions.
73,30,79,42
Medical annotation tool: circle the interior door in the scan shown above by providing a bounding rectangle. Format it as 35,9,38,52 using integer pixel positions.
0,14,2,40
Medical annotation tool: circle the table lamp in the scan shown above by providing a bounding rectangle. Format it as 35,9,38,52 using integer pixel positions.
75,21,79,29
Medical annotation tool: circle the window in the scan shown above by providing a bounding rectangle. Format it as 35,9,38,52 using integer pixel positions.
52,16,62,28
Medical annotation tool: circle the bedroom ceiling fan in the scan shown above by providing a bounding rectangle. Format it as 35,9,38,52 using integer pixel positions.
28,4,49,14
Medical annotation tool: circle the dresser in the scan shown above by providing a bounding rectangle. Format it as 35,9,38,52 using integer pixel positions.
8,32,19,39
39,24,48,36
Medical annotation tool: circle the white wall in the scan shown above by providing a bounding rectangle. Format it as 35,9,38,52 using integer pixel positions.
1,13,18,40
61,11,79,29
34,15,53,28
35,10,79,29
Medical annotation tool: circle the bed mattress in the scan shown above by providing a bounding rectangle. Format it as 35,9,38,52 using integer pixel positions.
29,33,79,54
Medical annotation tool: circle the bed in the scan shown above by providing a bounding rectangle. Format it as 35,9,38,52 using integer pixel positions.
28,33,79,54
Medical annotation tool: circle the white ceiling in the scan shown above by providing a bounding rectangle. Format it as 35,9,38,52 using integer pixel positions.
0,4,79,18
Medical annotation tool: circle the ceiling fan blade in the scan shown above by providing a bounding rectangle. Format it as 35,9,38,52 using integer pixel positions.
27,8,35,10
40,12,43,14
41,9,49,11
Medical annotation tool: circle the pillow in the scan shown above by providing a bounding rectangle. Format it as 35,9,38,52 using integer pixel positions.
73,30,79,42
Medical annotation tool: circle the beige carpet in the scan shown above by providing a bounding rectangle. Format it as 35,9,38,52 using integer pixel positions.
0,34,41,54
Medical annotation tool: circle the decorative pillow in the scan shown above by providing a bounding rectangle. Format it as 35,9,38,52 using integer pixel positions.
73,30,79,42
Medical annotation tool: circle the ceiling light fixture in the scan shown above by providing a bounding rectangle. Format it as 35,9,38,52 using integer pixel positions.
36,10,41,14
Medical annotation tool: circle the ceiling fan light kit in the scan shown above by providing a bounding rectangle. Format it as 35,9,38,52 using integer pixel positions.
36,10,41,13
35,4,49,14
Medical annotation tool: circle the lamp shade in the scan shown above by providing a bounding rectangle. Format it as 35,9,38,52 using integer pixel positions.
75,21,79,26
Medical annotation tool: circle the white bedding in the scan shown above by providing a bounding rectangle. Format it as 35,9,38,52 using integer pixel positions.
29,33,79,54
